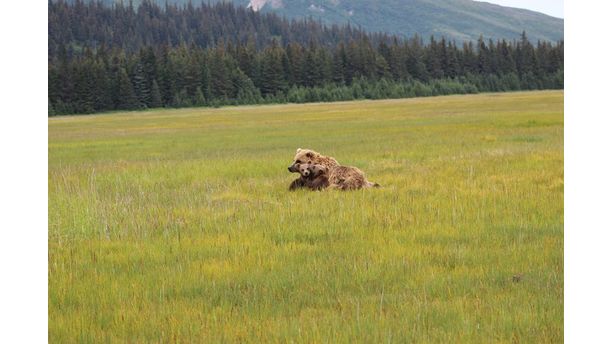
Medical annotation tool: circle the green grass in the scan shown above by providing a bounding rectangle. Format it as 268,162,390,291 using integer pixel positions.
49,91,563,342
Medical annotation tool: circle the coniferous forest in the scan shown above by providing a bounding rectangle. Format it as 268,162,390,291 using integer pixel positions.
48,0,564,116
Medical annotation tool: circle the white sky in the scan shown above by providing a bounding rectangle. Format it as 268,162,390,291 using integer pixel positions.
478,0,564,18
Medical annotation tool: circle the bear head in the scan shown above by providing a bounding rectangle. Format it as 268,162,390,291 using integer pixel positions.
288,148,319,173
309,164,328,178
298,163,312,178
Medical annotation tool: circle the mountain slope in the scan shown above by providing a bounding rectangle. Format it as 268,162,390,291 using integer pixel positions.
82,0,563,42
250,0,563,42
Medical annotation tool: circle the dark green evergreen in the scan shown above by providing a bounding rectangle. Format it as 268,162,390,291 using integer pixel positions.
48,1,563,116
116,68,140,110
150,80,163,108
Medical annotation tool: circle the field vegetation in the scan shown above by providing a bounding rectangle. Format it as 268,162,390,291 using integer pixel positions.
49,91,563,342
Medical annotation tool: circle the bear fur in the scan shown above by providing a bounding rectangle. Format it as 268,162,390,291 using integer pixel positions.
288,163,330,191
288,177,306,191
288,148,339,172
306,165,329,190
288,148,379,190
304,164,330,190
288,163,314,191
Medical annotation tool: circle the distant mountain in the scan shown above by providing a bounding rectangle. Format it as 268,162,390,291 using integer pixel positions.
252,0,564,42
89,0,563,42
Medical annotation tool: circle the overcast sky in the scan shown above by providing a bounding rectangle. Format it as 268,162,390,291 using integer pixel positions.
478,0,564,18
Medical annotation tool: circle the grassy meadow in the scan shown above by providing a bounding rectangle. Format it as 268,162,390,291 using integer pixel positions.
49,91,563,342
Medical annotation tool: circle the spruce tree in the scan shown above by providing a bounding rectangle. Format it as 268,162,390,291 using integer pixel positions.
150,80,162,108
234,69,261,104
117,68,139,110
425,37,443,79
48,65,61,106
131,62,149,108
209,48,231,99
194,87,206,106
75,60,96,113
332,44,347,85
140,47,158,103
93,60,113,111
286,43,305,86
158,46,175,106
184,52,202,98
375,55,391,80
200,60,212,100
260,42,288,95
477,36,491,75
498,40,516,75
48,99,56,117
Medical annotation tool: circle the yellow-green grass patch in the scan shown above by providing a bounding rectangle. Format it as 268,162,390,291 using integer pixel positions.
49,91,563,342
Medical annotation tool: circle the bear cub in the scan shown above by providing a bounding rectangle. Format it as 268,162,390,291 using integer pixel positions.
304,163,329,190
288,163,329,191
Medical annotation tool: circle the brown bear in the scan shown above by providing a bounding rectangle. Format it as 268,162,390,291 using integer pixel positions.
288,148,379,190
304,163,330,191
288,163,315,191
288,163,329,191
288,171,307,191
288,148,339,172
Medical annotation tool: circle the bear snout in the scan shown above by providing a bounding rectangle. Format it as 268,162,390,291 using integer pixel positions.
288,163,299,173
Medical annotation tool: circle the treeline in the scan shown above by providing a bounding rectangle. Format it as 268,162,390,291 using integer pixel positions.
49,0,369,55
48,1,564,116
